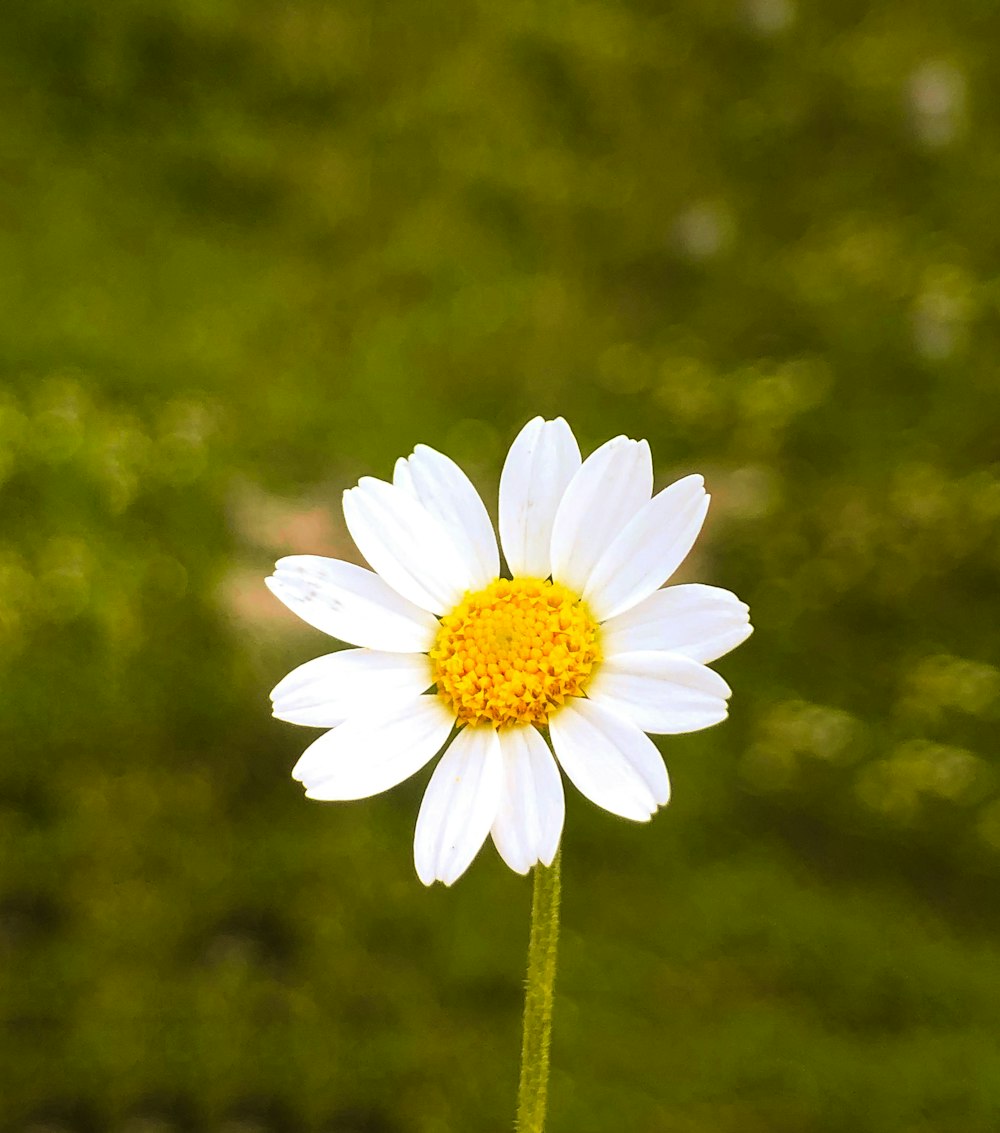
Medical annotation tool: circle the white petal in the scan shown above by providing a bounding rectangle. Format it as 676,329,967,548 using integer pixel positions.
587,651,731,735
584,475,710,620
601,584,753,664
392,456,417,496
549,436,653,595
394,445,499,589
413,725,504,886
270,649,434,727
343,478,475,613
295,696,454,798
498,417,581,578
490,725,565,874
548,697,669,821
266,556,438,652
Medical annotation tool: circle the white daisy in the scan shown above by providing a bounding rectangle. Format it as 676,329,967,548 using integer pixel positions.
267,418,752,886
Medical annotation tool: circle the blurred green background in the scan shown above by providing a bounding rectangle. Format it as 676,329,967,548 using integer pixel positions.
3,1,1000,1130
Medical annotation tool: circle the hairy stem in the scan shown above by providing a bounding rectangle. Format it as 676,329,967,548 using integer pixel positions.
516,849,562,1133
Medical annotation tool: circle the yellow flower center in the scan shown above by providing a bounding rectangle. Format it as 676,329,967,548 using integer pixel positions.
430,577,601,729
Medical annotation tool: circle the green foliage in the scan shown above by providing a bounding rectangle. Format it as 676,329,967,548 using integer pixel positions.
2,1,999,1130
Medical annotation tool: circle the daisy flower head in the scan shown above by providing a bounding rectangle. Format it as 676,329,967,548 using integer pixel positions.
267,418,752,886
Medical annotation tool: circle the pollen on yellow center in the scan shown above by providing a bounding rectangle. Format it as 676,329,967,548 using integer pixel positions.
430,577,601,729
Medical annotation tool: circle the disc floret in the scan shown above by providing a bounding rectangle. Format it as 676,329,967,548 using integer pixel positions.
430,577,600,728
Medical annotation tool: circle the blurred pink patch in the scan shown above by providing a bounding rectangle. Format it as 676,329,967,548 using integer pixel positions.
223,480,361,628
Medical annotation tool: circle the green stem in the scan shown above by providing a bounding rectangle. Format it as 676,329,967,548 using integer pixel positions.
516,848,562,1133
